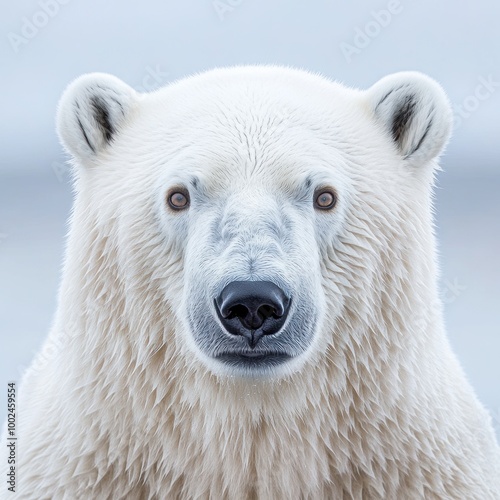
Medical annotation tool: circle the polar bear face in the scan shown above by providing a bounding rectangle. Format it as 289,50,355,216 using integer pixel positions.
57,67,452,379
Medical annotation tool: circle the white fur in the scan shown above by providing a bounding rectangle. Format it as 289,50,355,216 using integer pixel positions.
2,66,499,499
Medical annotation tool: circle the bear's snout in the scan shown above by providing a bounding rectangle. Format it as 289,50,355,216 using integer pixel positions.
215,281,290,348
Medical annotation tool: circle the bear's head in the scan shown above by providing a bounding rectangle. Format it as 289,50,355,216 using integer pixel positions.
56,67,452,383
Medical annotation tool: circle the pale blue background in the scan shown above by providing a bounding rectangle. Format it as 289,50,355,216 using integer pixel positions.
1,0,499,435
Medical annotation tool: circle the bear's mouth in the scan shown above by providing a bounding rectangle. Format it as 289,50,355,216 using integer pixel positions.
215,351,292,368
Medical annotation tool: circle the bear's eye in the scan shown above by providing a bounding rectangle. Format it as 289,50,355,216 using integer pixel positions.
167,189,190,210
314,189,337,210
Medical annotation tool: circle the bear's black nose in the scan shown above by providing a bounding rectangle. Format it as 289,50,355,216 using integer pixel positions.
215,281,291,348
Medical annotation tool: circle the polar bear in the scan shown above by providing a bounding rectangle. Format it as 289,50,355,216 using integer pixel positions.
4,66,499,499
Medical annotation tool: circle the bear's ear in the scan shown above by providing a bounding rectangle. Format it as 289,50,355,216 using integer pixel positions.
367,72,452,168
56,73,138,162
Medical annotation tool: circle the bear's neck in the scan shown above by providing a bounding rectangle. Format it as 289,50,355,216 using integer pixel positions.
52,286,466,498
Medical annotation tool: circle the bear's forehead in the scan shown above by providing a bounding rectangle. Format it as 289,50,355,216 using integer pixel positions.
140,67,363,132
160,145,344,197
126,74,368,177
104,67,382,190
